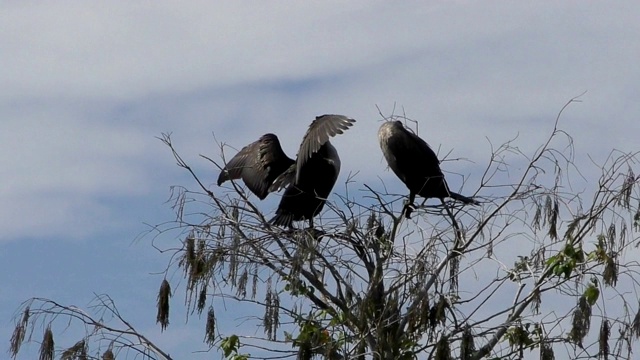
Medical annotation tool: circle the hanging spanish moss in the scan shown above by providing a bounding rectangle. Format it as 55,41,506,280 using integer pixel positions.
102,348,115,360
197,283,208,314
39,326,54,360
598,319,610,360
632,303,640,338
205,307,216,347
568,295,592,346
156,279,172,331
264,289,280,341
434,335,452,360
603,255,618,287
61,339,87,359
9,306,29,357
460,326,475,360
539,338,555,360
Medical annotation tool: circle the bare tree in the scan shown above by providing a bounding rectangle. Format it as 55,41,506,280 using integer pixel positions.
10,98,640,359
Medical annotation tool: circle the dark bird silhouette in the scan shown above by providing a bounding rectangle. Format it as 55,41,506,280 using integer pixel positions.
269,114,355,228
378,120,477,218
217,133,294,200
218,114,356,228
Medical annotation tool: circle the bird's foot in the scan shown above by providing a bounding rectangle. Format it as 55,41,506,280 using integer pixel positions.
277,226,295,237
304,227,325,241
402,202,416,219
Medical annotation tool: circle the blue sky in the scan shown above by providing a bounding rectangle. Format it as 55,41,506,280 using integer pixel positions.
2,1,640,358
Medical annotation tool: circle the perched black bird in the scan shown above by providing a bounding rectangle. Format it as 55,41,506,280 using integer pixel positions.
269,115,356,228
378,120,477,218
218,114,356,228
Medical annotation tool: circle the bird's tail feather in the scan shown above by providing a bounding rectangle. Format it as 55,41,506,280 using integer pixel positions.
449,192,479,205
269,213,294,228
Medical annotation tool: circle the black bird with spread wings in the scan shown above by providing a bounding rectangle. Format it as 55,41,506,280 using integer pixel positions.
217,133,293,200
218,114,356,227
378,120,477,218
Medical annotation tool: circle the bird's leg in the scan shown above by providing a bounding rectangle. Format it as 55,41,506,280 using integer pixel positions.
308,228,326,242
412,198,428,212
441,198,464,254
402,193,416,219
304,218,325,242
305,218,315,236
283,225,295,238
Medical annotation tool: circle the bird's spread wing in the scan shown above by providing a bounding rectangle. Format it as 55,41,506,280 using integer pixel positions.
296,114,355,179
218,134,291,199
268,163,296,193
217,142,256,185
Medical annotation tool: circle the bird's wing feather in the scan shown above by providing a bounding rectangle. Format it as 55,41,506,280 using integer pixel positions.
395,126,440,168
219,134,291,199
405,125,436,156
380,122,443,185
268,163,297,192
217,142,257,185
296,114,355,180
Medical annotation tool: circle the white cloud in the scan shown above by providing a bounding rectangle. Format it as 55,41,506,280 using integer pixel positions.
0,102,161,240
2,1,411,101
5,2,634,103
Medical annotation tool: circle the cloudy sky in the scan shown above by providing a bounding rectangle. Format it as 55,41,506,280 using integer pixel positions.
2,1,639,358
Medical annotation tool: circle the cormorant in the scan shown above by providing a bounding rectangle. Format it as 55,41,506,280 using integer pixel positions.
378,120,477,218
218,114,356,227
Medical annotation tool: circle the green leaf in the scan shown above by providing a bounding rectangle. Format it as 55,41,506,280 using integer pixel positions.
546,255,560,267
221,335,240,358
584,285,599,306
